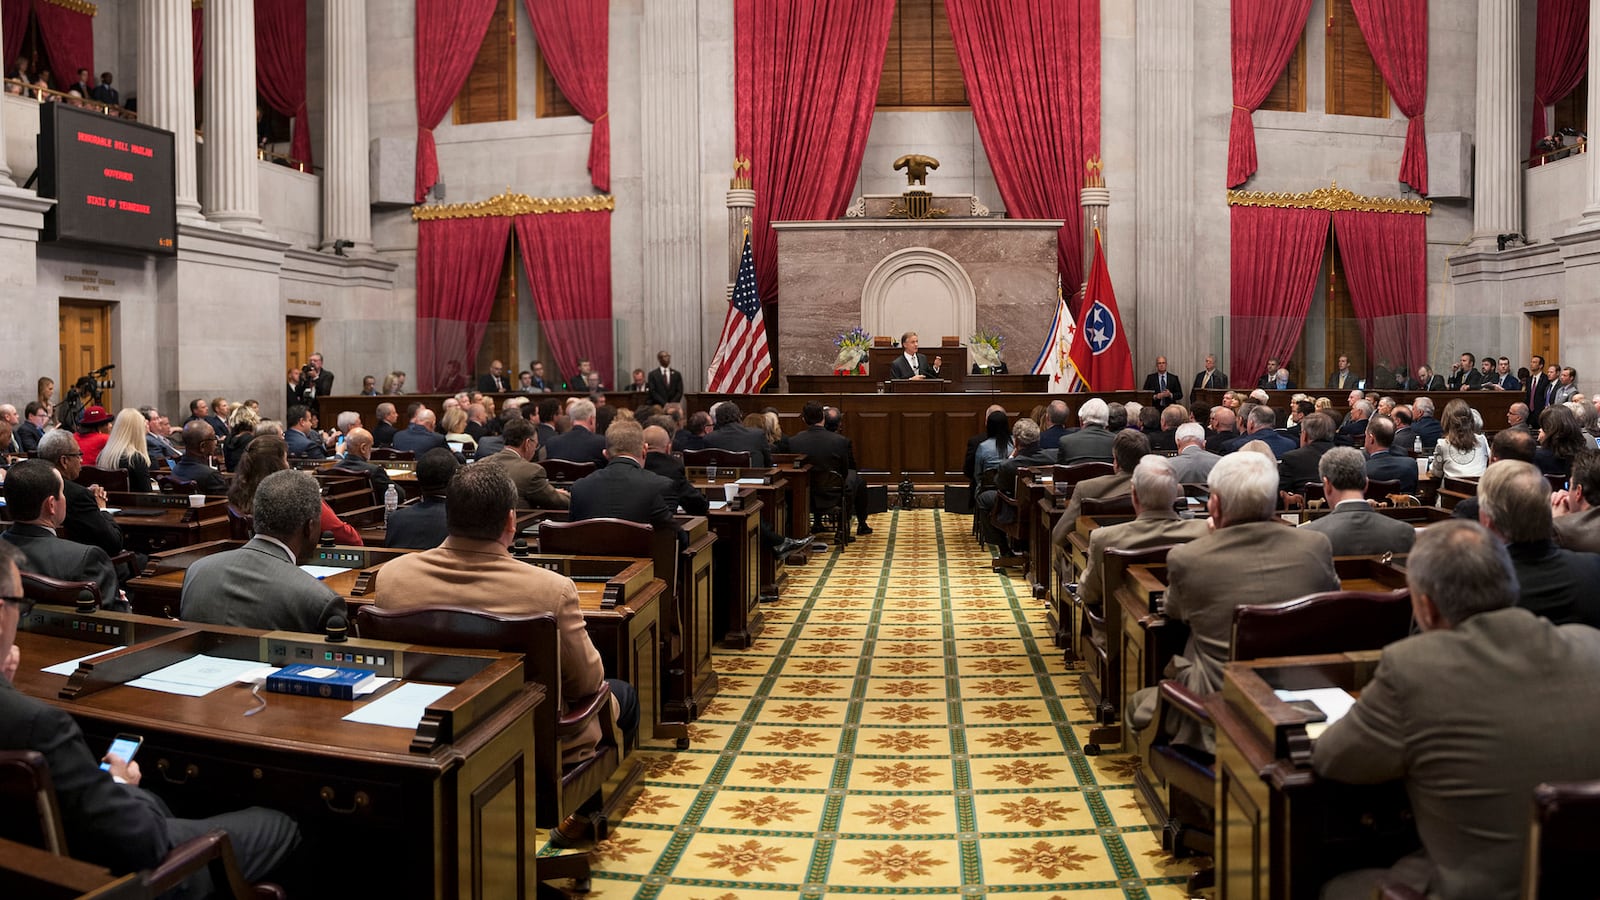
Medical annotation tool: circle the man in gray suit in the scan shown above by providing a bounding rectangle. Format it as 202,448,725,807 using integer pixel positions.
1313,520,1600,900
1058,397,1116,464
1167,423,1220,485
181,470,348,634
1552,449,1600,553
1302,447,1416,556
1051,430,1149,560
1129,450,1338,751
1477,460,1600,629
0,460,122,610
1077,456,1210,612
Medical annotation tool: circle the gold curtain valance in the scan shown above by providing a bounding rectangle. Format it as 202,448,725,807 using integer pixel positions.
1226,182,1431,216
45,0,96,15
411,190,615,221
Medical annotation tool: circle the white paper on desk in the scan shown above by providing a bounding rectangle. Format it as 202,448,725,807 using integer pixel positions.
385,468,409,478
129,654,269,697
102,507,121,515
735,477,764,485
299,564,353,580
41,646,127,676
343,682,453,729
708,500,728,510
1275,687,1357,736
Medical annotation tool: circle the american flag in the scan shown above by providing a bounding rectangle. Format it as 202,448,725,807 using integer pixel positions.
706,231,772,394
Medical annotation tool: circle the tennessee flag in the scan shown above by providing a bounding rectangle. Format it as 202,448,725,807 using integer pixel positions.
1066,230,1133,392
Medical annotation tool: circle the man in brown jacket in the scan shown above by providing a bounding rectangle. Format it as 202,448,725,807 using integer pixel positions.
1076,455,1209,612
481,416,570,509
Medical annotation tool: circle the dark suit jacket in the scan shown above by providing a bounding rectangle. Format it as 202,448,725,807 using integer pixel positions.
372,420,398,447
60,479,124,558
996,445,1058,497
1058,424,1115,464
1415,374,1446,390
1277,439,1336,494
392,424,448,455
1528,373,1553,419
16,421,43,452
1141,372,1183,407
1148,428,1178,452
284,427,327,459
1313,608,1600,900
1412,415,1444,451
646,368,684,405
330,455,404,503
645,452,708,515
3,524,120,609
169,455,228,495
544,424,608,467
384,496,449,550
1325,370,1361,390
0,679,175,875
888,353,938,380
1303,500,1417,556
1447,368,1483,391
1257,375,1295,390
1204,428,1239,455
671,429,708,454
702,423,773,467
1192,369,1228,391
786,426,855,479
1484,373,1521,391
477,373,509,393
180,537,347,633
1508,540,1600,629
1223,428,1297,459
1335,417,1370,445
568,457,675,528
312,369,335,397
1366,448,1419,493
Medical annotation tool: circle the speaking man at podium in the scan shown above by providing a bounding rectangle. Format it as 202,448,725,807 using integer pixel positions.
888,332,942,380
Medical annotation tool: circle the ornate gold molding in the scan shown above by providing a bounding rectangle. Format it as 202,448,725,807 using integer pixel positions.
1084,156,1104,189
45,0,96,14
1226,181,1432,215
411,190,615,221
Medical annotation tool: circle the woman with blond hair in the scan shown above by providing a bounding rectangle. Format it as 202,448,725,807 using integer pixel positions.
36,376,55,423
97,408,154,492
224,404,261,471
381,371,407,394
1429,398,1489,478
440,406,476,455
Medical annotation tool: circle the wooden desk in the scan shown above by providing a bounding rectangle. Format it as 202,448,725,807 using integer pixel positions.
771,453,814,540
125,541,415,617
704,497,764,648
1018,472,1054,600
13,607,542,898
689,470,788,598
1213,654,1416,900
666,516,718,728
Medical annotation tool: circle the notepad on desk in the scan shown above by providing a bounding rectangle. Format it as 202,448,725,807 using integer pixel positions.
384,468,410,477
344,682,453,729
41,646,127,676
708,500,728,510
299,564,353,580
129,654,271,697
1274,687,1357,740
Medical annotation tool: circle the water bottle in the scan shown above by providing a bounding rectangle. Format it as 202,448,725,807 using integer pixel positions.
384,484,398,525
1413,436,1422,455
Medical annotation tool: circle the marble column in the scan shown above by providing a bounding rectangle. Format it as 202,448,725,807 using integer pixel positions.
1134,0,1195,366
138,0,202,224
322,0,372,252
0,6,11,185
201,0,263,231
1470,0,1520,248
727,182,754,282
639,2,702,376
1576,0,1600,227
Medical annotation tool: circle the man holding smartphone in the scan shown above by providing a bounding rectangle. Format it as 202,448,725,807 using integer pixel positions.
0,540,301,889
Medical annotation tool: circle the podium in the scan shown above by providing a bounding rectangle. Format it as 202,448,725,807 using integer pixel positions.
868,344,966,386
885,378,951,393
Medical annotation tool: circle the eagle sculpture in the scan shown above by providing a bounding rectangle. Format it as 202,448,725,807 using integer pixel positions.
893,154,940,187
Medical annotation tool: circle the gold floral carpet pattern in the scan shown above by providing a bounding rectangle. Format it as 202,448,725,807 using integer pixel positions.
567,509,1202,898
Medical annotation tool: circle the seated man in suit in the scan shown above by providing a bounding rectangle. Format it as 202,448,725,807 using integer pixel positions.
384,448,458,551
1551,449,1600,553
165,420,229,494
1446,352,1484,391
646,351,685,405
1129,451,1338,751
1204,406,1239,454
1278,412,1338,497
1077,455,1209,612
1141,356,1183,409
0,540,302,893
373,463,638,781
1482,355,1521,391
1038,400,1072,453
1336,399,1372,444
1326,354,1359,390
1059,397,1115,464
670,410,712,454
569,422,677,530
1302,447,1417,555
701,401,773,467
543,398,608,468
1254,358,1281,391
976,418,1056,549
787,401,869,536
1362,415,1419,493
1223,404,1297,458
328,428,403,504
1,459,121,609
1168,422,1221,485
1313,520,1600,900
392,407,449,456
643,425,709,515
34,431,136,577
16,401,47,452
181,470,348,633
283,405,328,459
1477,459,1600,628
477,359,509,393
888,331,942,380
1192,353,1228,392
1051,429,1149,560
1147,404,1186,452
482,417,569,510
371,402,400,447
1409,397,1443,451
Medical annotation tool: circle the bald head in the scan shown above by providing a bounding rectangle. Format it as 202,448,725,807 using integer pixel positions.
642,425,671,454
182,419,215,453
345,428,373,458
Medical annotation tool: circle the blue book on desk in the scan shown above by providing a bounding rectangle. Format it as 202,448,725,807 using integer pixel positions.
266,664,375,700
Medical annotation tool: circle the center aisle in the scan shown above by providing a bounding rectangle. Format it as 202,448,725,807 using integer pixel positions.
559,509,1204,898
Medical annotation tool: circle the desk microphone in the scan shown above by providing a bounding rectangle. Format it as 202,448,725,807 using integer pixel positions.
325,615,348,643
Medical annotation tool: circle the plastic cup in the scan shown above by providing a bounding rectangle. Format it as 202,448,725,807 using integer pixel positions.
188,494,206,508
723,483,738,504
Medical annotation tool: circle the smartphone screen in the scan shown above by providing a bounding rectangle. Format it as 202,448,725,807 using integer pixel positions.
99,735,142,772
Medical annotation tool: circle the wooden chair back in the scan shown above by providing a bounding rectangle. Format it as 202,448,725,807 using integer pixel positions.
0,750,66,853
1079,493,1135,518
1525,780,1600,899
75,466,128,493
156,475,198,495
541,459,597,483
1365,478,1401,501
369,447,414,461
1231,589,1413,661
18,571,99,610
226,506,254,541
682,448,752,469
538,518,652,559
1053,462,1113,487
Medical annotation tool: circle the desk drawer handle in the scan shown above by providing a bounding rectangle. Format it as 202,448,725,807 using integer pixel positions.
320,787,369,815
156,760,199,784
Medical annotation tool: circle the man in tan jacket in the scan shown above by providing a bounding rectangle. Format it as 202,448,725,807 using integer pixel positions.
481,416,570,509
1076,455,1209,612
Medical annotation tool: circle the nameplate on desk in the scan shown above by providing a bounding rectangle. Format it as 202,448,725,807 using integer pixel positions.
736,477,766,485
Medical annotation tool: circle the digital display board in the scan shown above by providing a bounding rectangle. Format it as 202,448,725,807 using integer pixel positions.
38,102,177,256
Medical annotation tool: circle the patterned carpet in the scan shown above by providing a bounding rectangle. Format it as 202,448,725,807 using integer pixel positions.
550,509,1205,898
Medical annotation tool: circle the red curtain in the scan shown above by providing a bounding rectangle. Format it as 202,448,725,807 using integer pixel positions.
515,210,614,389
1333,210,1427,380
2,0,27,70
735,0,895,343
523,0,609,192
1227,0,1313,187
1229,205,1329,384
1349,0,1429,194
30,0,92,91
254,0,312,167
413,0,499,203
945,0,1100,303
1530,0,1589,165
415,216,512,393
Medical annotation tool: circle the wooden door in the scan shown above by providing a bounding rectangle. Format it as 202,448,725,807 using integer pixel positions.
1325,241,1368,383
1530,311,1559,367
58,300,112,410
286,317,316,372
476,235,518,379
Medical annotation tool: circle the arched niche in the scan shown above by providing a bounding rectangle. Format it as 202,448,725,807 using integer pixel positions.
860,247,977,346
